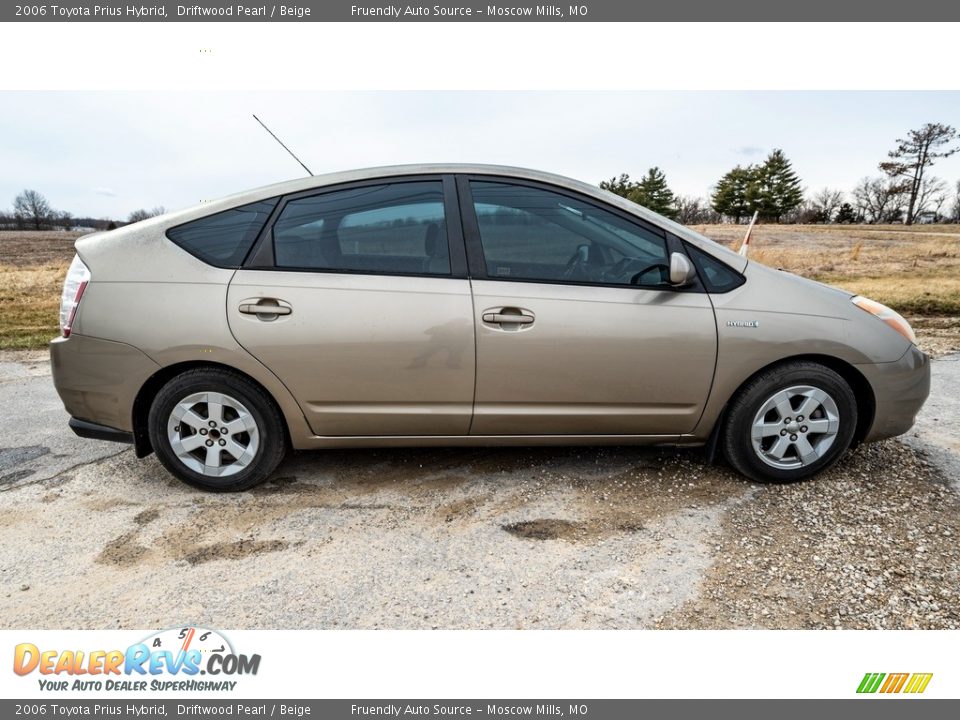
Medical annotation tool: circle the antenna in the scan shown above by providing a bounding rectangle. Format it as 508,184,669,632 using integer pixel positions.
252,114,313,177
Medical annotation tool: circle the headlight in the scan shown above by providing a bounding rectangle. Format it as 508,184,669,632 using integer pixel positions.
851,295,916,344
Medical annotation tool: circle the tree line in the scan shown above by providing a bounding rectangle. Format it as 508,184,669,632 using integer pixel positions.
0,189,166,231
4,122,958,231
601,122,960,225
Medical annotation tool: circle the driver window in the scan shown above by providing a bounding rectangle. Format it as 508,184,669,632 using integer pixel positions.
469,181,669,286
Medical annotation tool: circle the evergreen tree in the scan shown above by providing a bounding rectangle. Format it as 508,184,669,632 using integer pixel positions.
711,165,754,222
880,123,958,224
835,202,856,224
629,167,678,219
748,149,804,222
599,173,638,199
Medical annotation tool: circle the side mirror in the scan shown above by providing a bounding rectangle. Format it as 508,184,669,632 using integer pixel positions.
669,252,697,287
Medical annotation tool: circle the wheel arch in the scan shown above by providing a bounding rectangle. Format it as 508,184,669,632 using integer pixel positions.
131,360,292,458
706,353,876,462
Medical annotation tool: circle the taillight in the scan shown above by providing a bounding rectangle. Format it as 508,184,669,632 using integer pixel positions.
60,254,91,338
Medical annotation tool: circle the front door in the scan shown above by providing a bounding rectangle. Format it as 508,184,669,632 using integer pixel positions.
228,178,475,437
461,178,717,436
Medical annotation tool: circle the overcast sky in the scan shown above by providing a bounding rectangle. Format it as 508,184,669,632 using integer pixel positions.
2,91,959,219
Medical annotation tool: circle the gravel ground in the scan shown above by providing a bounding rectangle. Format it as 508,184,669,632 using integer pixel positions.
660,441,960,629
1,350,958,630
910,316,960,358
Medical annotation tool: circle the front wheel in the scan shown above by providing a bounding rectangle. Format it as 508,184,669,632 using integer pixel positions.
722,362,857,483
148,368,287,491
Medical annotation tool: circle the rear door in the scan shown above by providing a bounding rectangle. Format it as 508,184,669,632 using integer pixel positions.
459,177,717,437
227,176,475,437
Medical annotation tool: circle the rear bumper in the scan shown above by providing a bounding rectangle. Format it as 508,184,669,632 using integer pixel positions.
857,344,931,443
69,417,133,444
50,334,161,433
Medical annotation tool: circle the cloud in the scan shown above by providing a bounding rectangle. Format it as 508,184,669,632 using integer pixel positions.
735,145,764,156
92,186,117,196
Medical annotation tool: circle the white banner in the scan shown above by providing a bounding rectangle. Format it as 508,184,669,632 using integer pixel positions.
1,629,953,699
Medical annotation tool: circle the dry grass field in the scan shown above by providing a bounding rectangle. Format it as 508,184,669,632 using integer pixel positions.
696,223,960,316
0,231,82,349
1,226,959,352
695,224,960,357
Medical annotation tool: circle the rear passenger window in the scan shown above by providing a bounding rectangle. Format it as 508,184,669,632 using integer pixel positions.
272,182,451,276
166,199,278,268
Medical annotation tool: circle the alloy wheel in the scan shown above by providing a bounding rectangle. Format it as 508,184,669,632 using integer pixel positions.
166,391,260,477
750,385,841,470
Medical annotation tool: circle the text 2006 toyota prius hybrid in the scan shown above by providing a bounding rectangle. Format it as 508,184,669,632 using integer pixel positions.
51,165,930,491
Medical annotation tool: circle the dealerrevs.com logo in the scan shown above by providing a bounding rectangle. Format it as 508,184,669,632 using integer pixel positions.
857,672,933,695
13,627,260,692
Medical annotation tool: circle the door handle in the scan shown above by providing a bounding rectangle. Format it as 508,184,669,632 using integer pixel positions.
483,312,534,324
481,308,535,326
238,298,292,320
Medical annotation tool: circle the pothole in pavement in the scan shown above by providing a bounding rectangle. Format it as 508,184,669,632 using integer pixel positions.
502,519,587,540
182,539,292,565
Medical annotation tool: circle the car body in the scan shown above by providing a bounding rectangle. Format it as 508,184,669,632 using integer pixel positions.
50,164,931,490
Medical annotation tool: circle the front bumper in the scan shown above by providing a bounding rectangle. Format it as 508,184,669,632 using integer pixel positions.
857,344,931,443
50,334,161,433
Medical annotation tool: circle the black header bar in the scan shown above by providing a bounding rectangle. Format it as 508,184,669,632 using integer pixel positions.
4,1,959,22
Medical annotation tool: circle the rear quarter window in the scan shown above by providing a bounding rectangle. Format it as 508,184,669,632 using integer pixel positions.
166,199,278,267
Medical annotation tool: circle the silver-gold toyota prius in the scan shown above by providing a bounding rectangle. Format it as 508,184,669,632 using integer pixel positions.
50,165,930,491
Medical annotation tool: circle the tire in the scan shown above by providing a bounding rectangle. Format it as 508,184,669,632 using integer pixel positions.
148,368,287,492
722,361,857,483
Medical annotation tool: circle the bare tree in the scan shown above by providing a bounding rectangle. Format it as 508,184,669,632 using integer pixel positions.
675,196,725,224
13,189,53,230
127,206,167,224
879,122,958,224
810,187,844,223
675,195,699,224
675,195,711,224
852,177,906,224
914,176,949,220
783,202,822,224
953,180,960,222
54,210,74,231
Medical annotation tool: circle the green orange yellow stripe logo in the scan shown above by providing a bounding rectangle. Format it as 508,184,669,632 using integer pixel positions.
857,672,933,694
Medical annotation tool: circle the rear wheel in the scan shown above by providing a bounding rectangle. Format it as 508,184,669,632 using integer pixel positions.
722,361,857,483
148,368,287,491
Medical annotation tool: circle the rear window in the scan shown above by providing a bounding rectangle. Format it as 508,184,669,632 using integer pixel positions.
166,199,278,267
